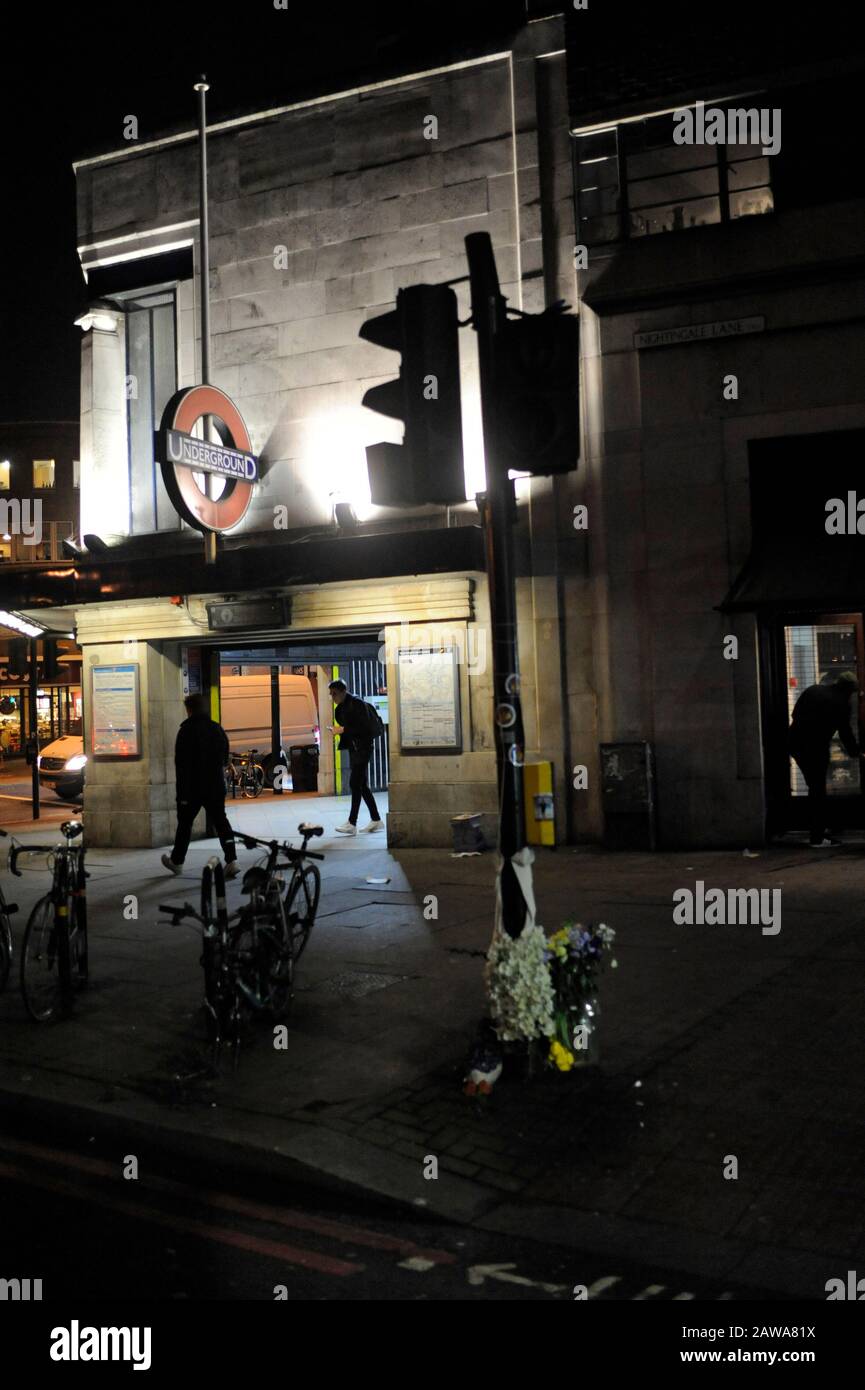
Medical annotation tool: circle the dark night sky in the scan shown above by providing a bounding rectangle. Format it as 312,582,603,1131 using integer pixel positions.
0,0,850,423
0,0,532,423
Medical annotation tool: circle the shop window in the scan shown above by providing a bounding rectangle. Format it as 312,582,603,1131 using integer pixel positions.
0,461,10,489
123,289,179,535
573,100,774,246
33,459,55,488
785,622,860,796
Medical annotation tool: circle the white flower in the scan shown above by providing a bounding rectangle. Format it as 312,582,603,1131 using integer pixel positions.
485,924,555,1042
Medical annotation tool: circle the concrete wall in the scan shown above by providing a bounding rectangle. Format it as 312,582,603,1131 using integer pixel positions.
81,638,189,849
577,197,865,847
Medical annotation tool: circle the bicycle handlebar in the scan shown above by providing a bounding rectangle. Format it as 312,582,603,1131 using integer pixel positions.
9,845,59,876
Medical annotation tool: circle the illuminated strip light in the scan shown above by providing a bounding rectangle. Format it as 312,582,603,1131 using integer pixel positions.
73,53,512,169
570,89,764,137
0,610,47,638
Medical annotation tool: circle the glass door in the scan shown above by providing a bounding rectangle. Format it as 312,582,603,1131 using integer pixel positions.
762,612,865,836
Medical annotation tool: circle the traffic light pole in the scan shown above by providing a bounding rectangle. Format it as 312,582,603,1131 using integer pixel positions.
466,233,527,939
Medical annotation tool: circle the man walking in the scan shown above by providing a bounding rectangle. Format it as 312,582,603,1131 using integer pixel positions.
329,678,384,836
788,670,861,848
162,692,239,876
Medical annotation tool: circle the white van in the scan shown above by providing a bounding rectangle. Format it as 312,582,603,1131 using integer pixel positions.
219,673,319,764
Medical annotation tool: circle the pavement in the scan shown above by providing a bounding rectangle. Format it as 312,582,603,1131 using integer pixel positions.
1,790,864,1301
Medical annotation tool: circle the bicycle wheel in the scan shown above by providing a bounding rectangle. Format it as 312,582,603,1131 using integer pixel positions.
242,764,265,799
285,863,320,961
21,895,64,1022
68,911,88,990
0,909,11,992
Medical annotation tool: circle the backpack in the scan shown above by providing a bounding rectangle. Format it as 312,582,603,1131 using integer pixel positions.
361,700,385,741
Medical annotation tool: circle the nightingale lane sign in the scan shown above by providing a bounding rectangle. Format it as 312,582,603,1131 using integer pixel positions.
634,315,765,350
156,384,259,533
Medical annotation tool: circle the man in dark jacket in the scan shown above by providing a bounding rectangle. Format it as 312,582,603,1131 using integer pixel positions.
162,692,238,876
788,670,860,848
329,679,383,836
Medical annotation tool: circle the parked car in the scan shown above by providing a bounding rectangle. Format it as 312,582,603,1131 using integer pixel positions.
37,735,87,801
37,674,320,800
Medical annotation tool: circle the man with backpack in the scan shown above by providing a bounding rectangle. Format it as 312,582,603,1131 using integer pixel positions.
329,679,384,835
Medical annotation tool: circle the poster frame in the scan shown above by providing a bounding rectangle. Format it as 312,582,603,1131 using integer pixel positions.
396,645,462,755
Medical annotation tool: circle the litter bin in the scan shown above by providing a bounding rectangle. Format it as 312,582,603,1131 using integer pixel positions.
289,744,319,792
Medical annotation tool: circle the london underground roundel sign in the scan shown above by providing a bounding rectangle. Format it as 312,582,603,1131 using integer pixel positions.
156,384,259,533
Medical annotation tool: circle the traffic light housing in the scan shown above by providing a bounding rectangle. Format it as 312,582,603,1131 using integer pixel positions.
7,639,28,679
494,307,580,476
42,638,60,682
359,284,466,507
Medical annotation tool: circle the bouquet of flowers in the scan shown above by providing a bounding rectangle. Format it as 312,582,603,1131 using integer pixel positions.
484,923,556,1043
544,922,617,1072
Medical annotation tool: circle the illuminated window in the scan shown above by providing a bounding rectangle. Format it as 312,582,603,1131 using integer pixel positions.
33,460,56,488
73,459,80,488
574,101,774,246
0,461,10,490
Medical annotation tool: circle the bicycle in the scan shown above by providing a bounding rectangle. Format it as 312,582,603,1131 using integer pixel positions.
224,760,238,798
228,748,265,798
238,824,323,963
13,821,88,1022
158,824,324,1065
0,830,22,993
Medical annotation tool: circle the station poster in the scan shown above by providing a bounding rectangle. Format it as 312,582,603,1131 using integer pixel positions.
396,646,461,754
91,663,141,758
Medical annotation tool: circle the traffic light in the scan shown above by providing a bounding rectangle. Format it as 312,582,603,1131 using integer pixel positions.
7,639,28,679
494,306,580,476
359,284,466,507
42,639,60,682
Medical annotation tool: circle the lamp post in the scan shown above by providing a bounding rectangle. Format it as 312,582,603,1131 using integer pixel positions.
194,75,217,566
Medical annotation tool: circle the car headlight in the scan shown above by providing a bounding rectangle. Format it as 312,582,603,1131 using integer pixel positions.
64,754,87,771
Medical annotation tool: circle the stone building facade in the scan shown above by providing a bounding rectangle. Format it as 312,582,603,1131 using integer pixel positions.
60,13,583,849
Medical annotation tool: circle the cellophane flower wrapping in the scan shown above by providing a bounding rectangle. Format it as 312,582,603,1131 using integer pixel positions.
484,923,556,1043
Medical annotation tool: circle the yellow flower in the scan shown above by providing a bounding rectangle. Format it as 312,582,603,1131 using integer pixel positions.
549,1040,575,1071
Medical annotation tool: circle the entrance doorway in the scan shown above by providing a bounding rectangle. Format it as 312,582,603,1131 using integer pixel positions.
181,636,389,801
761,612,865,837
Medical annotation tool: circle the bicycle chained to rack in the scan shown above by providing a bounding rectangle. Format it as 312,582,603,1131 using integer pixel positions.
1,821,89,1022
158,822,324,1065
224,748,266,799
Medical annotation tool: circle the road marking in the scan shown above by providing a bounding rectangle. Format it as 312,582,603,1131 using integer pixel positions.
0,1158,362,1277
0,1133,455,1264
673,1292,696,1300
398,1257,438,1272
586,1275,622,1297
633,1284,666,1300
468,1262,568,1294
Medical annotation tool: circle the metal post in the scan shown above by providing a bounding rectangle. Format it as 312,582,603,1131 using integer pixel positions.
466,232,527,937
195,75,217,566
28,637,39,821
271,665,283,794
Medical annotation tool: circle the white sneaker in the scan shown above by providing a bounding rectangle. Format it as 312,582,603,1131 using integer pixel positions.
811,838,841,849
161,854,182,875
334,822,358,836
361,820,385,832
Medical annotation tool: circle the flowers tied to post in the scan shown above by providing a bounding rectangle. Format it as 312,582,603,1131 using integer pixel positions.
544,922,616,1070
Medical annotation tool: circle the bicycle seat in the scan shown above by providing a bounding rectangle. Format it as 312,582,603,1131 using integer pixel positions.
298,823,323,837
61,821,83,839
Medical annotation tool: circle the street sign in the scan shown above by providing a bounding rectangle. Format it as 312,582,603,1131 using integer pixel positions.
156,384,258,533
